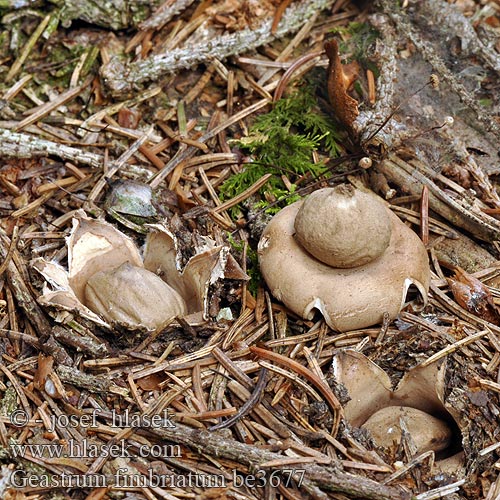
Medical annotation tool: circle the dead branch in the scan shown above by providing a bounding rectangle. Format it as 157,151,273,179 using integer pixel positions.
0,128,103,168
140,0,198,31
101,0,335,93
152,421,410,500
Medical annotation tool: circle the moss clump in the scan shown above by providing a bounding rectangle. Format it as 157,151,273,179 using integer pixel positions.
0,387,18,417
331,22,380,76
219,85,341,215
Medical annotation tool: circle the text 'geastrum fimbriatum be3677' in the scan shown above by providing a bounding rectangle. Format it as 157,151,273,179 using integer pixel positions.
33,210,247,331
258,185,431,331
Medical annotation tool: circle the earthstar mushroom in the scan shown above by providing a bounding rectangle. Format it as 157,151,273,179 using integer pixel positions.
332,349,465,476
34,210,247,331
258,185,430,331
85,262,187,330
362,406,452,455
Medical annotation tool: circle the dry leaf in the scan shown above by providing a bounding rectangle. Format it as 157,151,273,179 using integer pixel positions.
325,39,359,130
117,108,141,129
447,267,500,324
33,353,54,391
136,373,165,391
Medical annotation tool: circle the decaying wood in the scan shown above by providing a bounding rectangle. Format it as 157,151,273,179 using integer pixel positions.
379,0,500,139
52,324,109,358
429,232,498,275
101,0,336,92
151,421,411,500
353,12,399,152
56,365,124,394
355,1,500,254
379,155,500,242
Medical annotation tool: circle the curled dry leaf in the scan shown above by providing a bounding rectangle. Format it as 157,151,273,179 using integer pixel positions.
332,350,465,475
33,353,54,391
447,267,500,325
325,39,359,131
34,210,247,331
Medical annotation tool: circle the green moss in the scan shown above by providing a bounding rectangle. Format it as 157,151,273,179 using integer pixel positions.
0,387,18,416
331,22,380,76
227,234,261,296
43,10,60,39
81,46,100,78
253,183,301,215
0,30,9,59
219,84,341,215
49,43,85,80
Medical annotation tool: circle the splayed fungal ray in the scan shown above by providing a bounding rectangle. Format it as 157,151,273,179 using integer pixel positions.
34,210,247,331
258,185,430,331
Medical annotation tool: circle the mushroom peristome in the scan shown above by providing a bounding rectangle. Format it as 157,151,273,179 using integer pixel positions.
294,185,392,268
258,186,430,331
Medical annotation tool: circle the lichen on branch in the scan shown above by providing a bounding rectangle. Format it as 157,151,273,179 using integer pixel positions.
101,0,335,92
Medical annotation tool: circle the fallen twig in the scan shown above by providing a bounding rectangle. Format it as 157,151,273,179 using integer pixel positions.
151,420,411,499
379,155,500,241
0,129,103,167
101,0,335,92
209,367,268,431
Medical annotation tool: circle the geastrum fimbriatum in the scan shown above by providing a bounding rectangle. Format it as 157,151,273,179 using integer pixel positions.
34,210,247,331
332,350,465,475
258,185,430,331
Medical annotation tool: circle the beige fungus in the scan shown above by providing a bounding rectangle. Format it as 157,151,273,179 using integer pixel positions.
34,211,248,332
332,350,465,476
258,187,430,331
362,406,452,454
85,262,187,330
294,185,392,268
